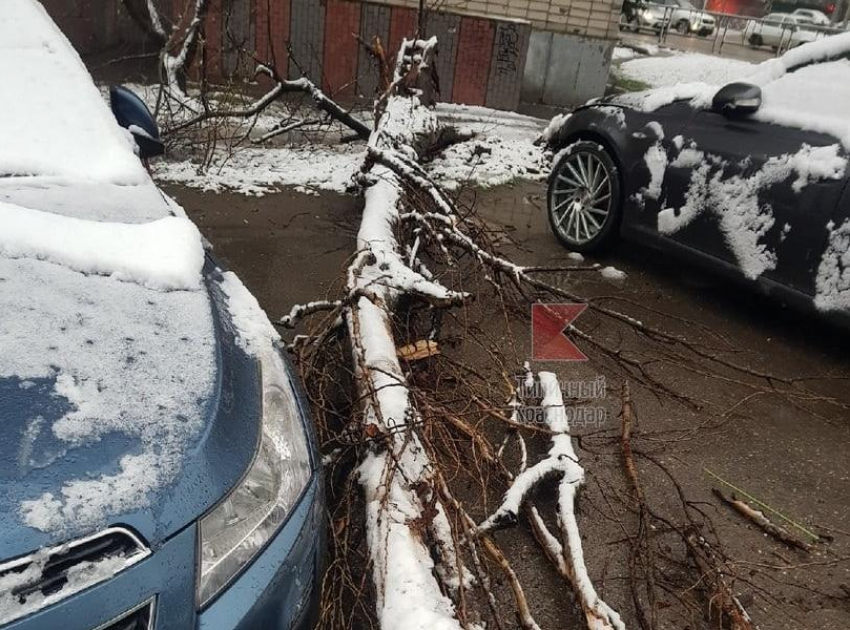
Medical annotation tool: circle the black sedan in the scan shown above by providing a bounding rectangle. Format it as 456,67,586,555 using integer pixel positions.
543,34,850,319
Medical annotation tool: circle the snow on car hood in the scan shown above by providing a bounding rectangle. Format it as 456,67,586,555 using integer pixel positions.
0,187,260,556
0,0,146,184
1,256,215,534
0,201,204,291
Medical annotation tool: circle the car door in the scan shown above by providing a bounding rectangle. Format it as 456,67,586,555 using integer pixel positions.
655,108,847,296
760,14,784,46
779,15,799,48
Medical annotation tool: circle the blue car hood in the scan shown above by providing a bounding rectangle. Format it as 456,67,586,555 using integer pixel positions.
0,257,260,559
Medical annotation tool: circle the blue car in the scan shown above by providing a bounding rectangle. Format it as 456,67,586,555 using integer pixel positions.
0,2,325,628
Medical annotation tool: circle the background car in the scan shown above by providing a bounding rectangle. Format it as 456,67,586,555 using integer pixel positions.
543,34,850,321
622,0,673,32
792,8,832,24
744,13,819,48
669,0,717,35
622,0,716,34
0,1,325,629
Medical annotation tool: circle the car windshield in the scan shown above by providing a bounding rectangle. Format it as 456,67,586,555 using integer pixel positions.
0,0,145,185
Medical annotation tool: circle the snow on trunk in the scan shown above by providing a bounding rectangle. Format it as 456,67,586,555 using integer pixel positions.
345,39,465,630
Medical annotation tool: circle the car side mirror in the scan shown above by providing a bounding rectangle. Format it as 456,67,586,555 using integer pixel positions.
109,85,164,160
712,82,762,116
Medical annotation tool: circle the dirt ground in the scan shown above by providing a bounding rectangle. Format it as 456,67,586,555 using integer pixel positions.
163,178,850,630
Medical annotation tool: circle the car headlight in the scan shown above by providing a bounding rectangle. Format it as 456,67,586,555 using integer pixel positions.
197,345,312,607
642,9,653,19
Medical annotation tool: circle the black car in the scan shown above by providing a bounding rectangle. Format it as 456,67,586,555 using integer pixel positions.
543,34,850,319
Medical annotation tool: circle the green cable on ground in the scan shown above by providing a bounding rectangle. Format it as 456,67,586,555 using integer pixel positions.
703,468,820,542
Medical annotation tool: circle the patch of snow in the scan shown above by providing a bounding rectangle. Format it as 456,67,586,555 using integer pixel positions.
619,52,754,89
612,46,637,61
598,106,626,129
428,136,547,189
0,0,145,184
815,218,850,312
747,31,850,86
642,142,667,200
600,266,626,281
0,201,205,291
753,59,850,148
540,113,571,144
0,548,139,625
659,142,846,279
617,39,850,147
568,252,585,261
152,98,548,195
670,146,704,168
435,103,546,143
218,271,280,355
4,255,216,534
154,144,364,196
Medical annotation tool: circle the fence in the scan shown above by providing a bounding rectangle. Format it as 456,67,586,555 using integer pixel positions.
622,3,847,56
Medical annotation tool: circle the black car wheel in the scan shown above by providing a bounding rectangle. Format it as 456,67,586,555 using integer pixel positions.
547,141,621,252
676,20,690,34
749,33,763,47
628,15,640,31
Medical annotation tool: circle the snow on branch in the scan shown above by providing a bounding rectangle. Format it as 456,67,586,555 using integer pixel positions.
479,371,625,630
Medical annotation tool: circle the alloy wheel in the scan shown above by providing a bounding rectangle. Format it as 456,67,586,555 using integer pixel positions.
549,150,613,246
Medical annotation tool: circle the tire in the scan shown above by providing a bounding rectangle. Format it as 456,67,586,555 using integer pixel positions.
628,15,640,32
547,141,622,253
676,20,690,34
749,33,763,47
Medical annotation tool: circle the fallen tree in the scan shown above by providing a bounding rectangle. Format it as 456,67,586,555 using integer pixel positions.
287,37,632,630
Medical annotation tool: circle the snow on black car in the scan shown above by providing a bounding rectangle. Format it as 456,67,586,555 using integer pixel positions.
543,33,850,320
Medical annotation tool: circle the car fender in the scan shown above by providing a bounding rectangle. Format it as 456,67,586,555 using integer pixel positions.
551,105,631,166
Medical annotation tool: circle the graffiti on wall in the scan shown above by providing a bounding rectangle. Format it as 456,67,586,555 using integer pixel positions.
494,24,521,76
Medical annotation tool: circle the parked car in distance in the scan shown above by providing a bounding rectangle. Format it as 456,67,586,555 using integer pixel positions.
668,0,717,35
744,13,819,48
621,0,672,32
0,1,325,629
542,33,850,324
791,8,832,25
622,0,716,34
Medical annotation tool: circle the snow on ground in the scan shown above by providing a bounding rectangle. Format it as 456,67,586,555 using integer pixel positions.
153,102,549,195
618,51,754,88
612,46,638,61
155,144,364,196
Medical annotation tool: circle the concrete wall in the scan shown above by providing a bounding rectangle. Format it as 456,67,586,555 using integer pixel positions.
521,30,614,107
